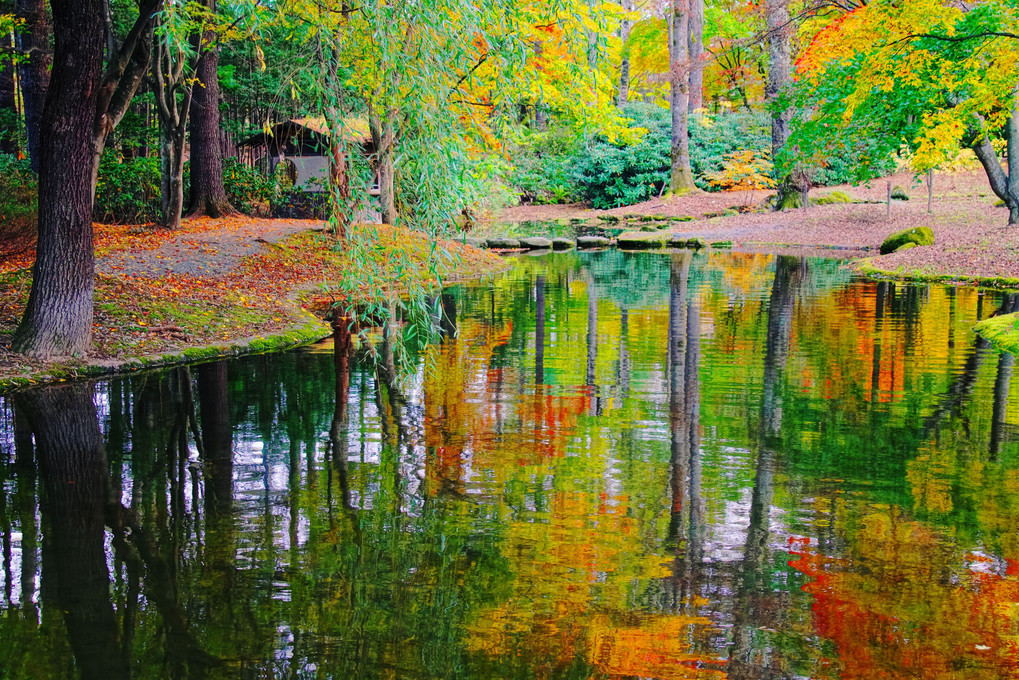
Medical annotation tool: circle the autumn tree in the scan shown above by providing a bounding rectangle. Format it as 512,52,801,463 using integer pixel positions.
13,0,160,357
791,0,1019,223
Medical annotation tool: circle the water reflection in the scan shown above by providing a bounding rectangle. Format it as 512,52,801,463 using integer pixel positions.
2,250,1019,678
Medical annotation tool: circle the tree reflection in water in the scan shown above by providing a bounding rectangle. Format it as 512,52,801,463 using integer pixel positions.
1,251,1019,678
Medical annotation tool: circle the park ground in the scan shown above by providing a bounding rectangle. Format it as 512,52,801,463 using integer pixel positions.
3,168,1019,389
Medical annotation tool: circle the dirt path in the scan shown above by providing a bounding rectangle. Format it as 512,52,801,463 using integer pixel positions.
488,170,1019,281
96,217,322,278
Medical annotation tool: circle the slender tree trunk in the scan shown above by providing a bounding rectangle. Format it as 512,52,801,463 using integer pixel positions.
15,0,52,173
370,114,397,224
669,0,695,194
687,0,703,113
187,0,235,218
11,0,106,357
617,0,633,107
159,123,186,230
766,0,794,209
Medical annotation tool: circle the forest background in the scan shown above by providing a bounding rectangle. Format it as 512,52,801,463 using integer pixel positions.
1,0,1018,360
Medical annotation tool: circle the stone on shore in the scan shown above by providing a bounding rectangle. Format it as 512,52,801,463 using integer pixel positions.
551,237,574,250
463,237,487,248
617,232,666,250
879,226,934,254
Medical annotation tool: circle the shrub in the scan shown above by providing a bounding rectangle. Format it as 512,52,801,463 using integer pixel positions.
689,111,771,190
573,103,671,208
223,157,280,216
505,125,583,204
94,153,161,224
0,154,37,240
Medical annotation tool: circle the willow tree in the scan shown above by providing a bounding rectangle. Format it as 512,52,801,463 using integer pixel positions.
13,0,160,358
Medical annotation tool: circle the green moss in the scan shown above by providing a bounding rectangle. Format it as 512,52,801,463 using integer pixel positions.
879,226,934,254
895,242,918,252
710,240,733,248
891,186,910,201
975,313,1019,355
814,191,852,205
855,257,1019,290
669,215,695,222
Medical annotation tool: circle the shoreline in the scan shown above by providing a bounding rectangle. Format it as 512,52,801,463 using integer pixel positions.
0,221,510,393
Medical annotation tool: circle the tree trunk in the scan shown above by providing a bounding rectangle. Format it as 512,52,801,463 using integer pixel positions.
972,106,1019,225
13,0,159,358
198,361,233,517
15,0,52,173
765,0,794,208
159,124,186,230
370,114,397,224
669,0,695,194
617,0,632,107
11,0,106,358
687,0,703,113
329,140,351,242
187,0,235,218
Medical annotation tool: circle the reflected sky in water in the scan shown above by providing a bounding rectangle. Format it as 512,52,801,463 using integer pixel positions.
2,250,1019,679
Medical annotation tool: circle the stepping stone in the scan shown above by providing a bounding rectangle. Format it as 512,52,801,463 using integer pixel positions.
617,232,666,250
519,236,552,249
486,237,521,249
551,237,574,250
577,235,612,248
463,237,486,248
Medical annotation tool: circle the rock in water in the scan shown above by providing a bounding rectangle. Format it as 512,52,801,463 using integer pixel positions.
577,235,612,248
519,236,552,249
486,237,522,249
551,238,574,250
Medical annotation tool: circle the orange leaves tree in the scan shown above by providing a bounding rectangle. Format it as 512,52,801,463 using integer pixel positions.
787,0,1019,222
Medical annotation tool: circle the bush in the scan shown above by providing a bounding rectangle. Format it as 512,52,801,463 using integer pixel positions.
689,111,771,190
573,103,671,208
0,154,37,240
505,125,583,204
223,157,280,216
94,153,161,224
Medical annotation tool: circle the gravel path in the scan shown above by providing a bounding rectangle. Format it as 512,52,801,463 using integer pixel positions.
97,218,322,278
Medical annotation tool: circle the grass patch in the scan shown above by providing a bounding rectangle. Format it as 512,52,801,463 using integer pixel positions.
0,222,509,391
855,257,1019,290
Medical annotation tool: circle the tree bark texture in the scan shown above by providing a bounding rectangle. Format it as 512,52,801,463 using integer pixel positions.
973,111,1019,225
370,114,397,224
13,0,159,358
187,0,235,218
617,0,633,107
15,384,130,680
687,0,703,112
15,0,52,173
669,0,695,193
765,0,794,208
11,0,106,357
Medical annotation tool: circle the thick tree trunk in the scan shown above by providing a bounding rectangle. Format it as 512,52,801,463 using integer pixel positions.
765,0,794,208
972,111,1019,225
15,0,52,173
13,0,158,358
15,385,130,680
669,1,695,193
11,0,106,357
187,0,236,218
618,0,633,107
687,0,703,112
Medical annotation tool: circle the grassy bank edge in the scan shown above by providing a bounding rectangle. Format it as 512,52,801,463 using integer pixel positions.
0,310,332,393
854,257,1019,291
974,313,1019,355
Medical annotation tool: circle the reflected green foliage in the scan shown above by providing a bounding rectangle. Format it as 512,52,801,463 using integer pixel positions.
1,253,1019,678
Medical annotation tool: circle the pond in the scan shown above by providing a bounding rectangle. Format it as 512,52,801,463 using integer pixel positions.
1,249,1018,679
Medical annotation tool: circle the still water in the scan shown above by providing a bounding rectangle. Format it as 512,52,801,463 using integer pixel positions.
2,250,1019,679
